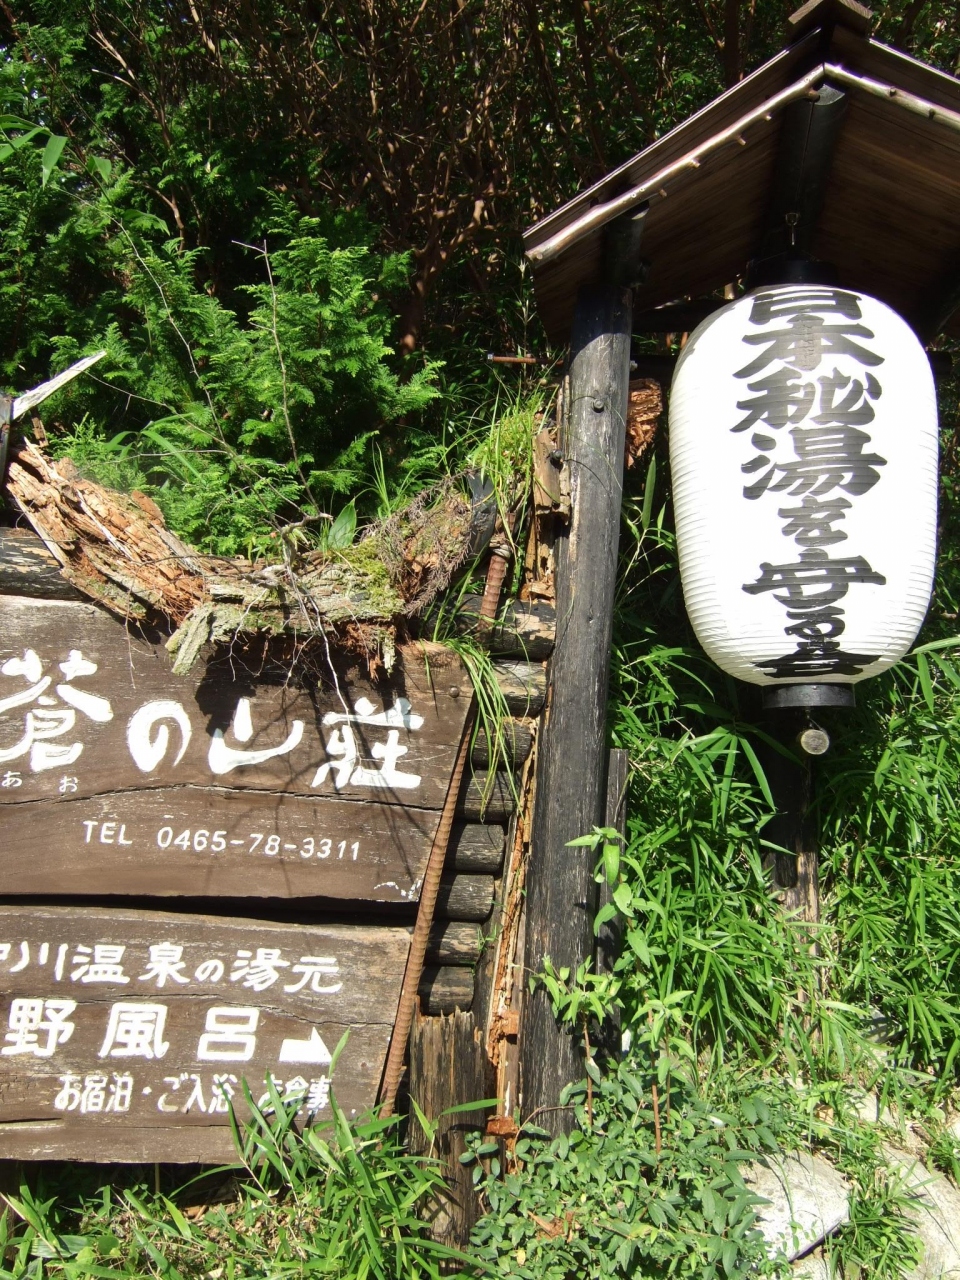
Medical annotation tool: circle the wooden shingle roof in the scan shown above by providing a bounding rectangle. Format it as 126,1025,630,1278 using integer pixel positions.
525,0,960,345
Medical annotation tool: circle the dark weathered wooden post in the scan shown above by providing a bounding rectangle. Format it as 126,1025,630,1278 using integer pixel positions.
518,216,639,1125
760,707,822,925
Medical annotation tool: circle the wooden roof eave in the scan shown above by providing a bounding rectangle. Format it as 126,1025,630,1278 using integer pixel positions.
527,17,960,347
526,64,828,274
523,29,823,256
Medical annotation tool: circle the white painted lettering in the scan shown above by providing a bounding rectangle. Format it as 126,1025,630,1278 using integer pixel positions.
127,700,192,773
99,1003,169,1060
197,1007,259,1062
207,698,304,775
71,944,129,984
284,956,342,995
2,998,76,1057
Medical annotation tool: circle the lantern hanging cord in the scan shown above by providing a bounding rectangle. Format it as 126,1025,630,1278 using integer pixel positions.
527,63,960,270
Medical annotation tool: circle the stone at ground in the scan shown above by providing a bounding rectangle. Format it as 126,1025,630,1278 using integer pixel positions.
883,1146,960,1279
791,1253,829,1279
746,1153,850,1261
852,1089,879,1125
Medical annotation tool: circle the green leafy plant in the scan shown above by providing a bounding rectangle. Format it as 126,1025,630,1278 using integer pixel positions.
464,1056,793,1280
826,1167,924,1279
38,206,441,557
603,434,960,1097
0,1079,469,1279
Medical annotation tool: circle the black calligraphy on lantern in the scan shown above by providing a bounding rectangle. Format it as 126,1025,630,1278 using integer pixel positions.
732,289,887,680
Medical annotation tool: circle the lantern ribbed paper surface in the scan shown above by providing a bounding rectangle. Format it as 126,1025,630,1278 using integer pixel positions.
669,285,938,687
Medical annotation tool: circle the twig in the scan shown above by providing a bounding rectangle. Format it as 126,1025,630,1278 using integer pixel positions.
519,1104,577,1132
232,239,315,500
583,1019,594,1126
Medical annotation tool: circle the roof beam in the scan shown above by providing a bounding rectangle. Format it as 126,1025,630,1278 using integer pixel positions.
753,82,847,268
826,63,960,131
786,0,873,43
529,59,960,281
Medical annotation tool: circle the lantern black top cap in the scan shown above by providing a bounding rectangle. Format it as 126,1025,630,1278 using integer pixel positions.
746,252,840,291
525,0,960,347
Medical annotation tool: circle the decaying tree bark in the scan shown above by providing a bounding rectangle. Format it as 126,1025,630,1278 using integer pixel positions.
5,439,476,674
625,378,662,469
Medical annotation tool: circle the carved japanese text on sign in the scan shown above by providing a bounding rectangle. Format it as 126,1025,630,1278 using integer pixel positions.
0,599,470,899
0,906,409,1163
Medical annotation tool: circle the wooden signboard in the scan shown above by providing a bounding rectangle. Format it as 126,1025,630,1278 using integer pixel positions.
0,597,470,901
0,905,409,1162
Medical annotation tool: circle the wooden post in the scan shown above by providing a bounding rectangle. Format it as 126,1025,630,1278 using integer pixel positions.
761,709,820,924
407,1009,495,1247
518,282,632,1128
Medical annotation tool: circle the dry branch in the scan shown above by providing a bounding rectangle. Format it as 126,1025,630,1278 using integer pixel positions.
5,439,477,674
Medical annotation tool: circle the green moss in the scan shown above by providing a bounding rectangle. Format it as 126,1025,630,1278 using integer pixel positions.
302,536,406,619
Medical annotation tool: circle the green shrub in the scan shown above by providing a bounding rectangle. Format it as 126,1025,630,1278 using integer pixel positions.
465,1053,795,1280
0,1081,464,1279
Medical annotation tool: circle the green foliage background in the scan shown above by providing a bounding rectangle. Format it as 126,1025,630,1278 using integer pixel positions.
5,1,960,1276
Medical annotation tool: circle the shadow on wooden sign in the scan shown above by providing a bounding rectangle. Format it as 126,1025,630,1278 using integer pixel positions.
0,598,471,901
0,905,410,1163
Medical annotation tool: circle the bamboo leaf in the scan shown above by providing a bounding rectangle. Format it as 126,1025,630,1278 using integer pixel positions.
39,133,67,186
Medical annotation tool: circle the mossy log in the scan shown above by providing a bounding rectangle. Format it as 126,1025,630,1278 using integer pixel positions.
4,441,445,673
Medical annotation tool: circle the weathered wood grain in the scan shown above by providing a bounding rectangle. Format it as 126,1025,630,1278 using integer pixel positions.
491,660,547,717
469,720,532,769
0,599,470,902
0,788,436,902
425,922,482,965
418,967,474,1016
4,445,472,659
0,905,410,1163
520,282,632,1128
448,824,505,874
0,529,83,601
407,1009,495,1248
436,875,495,923
456,772,516,823
0,522,560,665
455,598,556,660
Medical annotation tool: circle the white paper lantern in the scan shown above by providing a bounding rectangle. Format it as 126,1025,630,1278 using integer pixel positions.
669,284,938,701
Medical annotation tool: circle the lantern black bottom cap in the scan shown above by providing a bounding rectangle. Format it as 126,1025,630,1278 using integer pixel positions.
762,683,855,710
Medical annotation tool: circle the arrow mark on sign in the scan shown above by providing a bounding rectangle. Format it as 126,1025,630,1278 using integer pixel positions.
278,1027,333,1065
